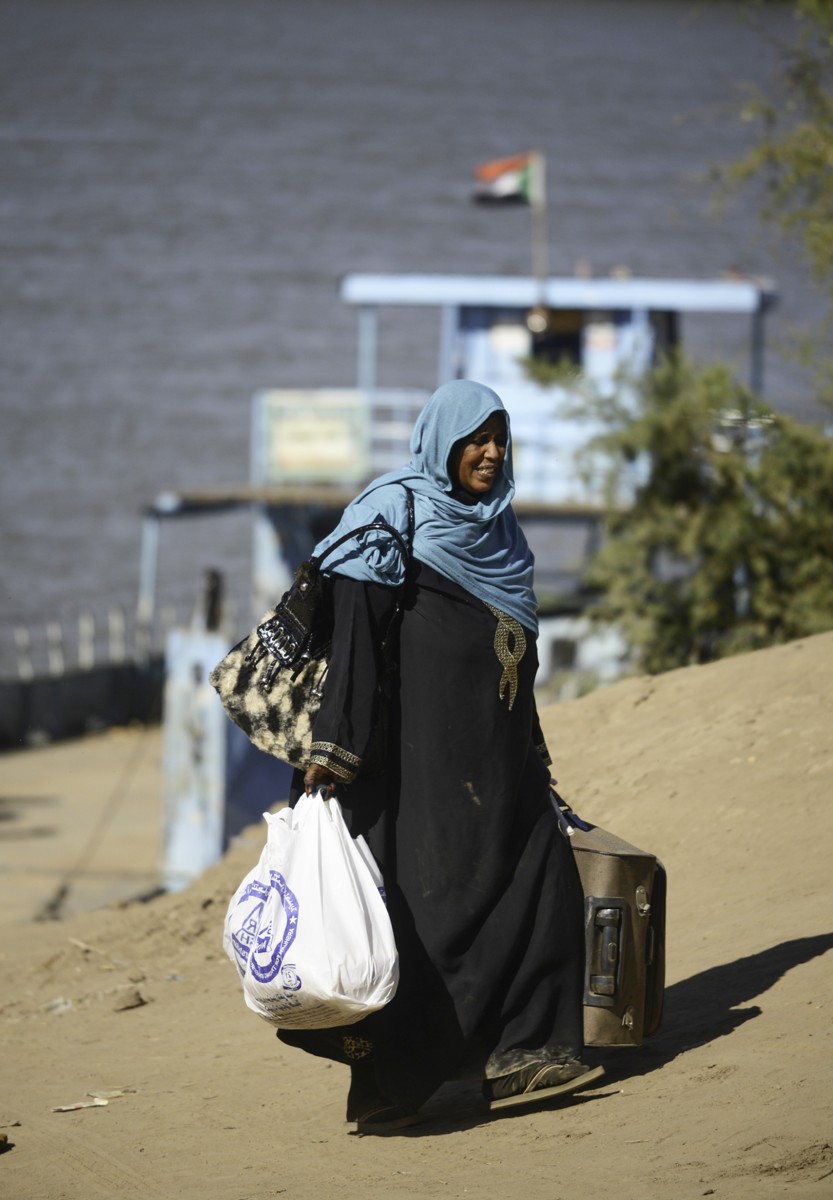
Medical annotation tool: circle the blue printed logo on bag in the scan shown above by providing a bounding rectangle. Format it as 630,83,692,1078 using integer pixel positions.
226,871,309,1019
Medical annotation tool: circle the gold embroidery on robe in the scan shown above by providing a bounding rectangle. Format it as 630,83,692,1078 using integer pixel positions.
309,740,362,782
342,1035,373,1060
485,604,527,711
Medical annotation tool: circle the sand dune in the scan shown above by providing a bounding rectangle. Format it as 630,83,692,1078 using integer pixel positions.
2,633,832,1199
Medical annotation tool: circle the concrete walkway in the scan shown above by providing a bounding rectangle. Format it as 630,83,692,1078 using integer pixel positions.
0,724,164,924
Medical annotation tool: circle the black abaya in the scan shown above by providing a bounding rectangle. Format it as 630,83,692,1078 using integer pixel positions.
279,562,586,1111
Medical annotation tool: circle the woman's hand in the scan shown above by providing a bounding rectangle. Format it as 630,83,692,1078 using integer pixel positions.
304,763,337,797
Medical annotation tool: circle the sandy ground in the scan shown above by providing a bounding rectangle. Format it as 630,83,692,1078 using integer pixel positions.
0,724,164,923
1,632,832,1200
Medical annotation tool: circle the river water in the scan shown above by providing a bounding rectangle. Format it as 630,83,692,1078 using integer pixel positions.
0,0,816,674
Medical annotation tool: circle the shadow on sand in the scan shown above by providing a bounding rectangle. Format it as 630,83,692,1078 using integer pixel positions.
589,930,833,1084
396,931,833,1136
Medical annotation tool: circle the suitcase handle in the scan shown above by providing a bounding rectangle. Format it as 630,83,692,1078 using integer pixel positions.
550,785,594,835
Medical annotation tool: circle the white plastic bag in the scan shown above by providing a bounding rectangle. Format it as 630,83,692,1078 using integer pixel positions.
222,792,398,1029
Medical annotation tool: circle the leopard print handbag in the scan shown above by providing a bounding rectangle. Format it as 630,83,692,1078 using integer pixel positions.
209,492,413,768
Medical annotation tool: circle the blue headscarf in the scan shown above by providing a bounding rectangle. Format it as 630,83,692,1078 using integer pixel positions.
312,380,538,633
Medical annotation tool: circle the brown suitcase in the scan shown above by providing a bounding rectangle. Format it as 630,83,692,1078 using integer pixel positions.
563,811,666,1047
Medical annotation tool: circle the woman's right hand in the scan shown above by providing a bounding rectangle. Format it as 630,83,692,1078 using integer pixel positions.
304,763,337,797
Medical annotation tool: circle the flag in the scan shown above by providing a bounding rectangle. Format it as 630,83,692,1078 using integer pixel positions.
472,151,546,207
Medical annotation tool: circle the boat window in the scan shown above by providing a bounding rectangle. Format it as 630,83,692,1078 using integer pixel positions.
527,307,583,366
650,310,679,358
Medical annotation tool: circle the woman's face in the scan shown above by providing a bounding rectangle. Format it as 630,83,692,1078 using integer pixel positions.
451,412,507,496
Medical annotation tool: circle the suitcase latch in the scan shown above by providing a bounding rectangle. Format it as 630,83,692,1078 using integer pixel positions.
584,898,626,1006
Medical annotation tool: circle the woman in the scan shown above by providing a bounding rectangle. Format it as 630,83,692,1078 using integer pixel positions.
279,379,602,1131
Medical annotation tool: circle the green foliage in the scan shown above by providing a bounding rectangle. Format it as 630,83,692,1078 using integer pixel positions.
729,0,833,280
582,354,833,674
723,0,833,399
519,355,582,388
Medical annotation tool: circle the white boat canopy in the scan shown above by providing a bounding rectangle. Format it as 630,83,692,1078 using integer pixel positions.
339,271,776,395
340,271,772,313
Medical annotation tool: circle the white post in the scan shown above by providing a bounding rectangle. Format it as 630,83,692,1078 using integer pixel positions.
108,606,126,664
46,621,64,676
14,626,34,682
78,610,95,670
136,513,160,662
